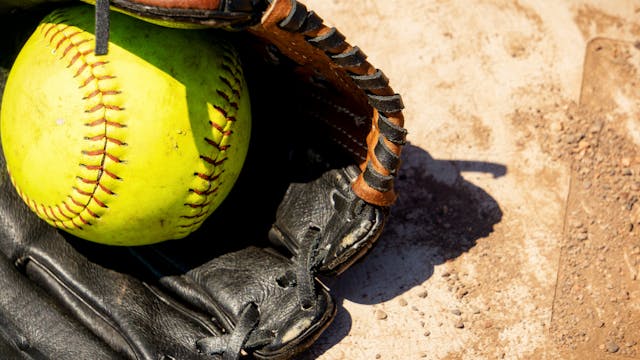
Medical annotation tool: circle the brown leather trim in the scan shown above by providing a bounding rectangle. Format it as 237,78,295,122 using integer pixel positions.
125,0,221,10
247,0,370,112
352,109,398,205
249,0,403,207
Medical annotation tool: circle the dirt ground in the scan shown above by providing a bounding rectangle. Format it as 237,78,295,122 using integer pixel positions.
297,1,640,359
0,1,637,360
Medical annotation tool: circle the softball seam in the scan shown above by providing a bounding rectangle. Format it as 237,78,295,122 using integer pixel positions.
176,46,245,234
13,13,125,231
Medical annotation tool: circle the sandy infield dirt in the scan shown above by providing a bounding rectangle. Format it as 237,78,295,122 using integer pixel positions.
298,1,640,359
0,1,637,359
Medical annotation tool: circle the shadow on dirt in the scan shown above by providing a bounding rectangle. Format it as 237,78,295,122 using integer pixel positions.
305,143,505,358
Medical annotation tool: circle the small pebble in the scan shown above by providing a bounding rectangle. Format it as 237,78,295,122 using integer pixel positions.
451,309,462,316
398,298,408,307
606,341,619,353
375,310,388,320
550,121,564,132
454,321,465,329
417,290,429,298
423,330,431,337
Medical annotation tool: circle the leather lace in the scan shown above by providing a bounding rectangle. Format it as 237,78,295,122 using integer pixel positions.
292,228,323,309
94,0,110,55
196,303,260,360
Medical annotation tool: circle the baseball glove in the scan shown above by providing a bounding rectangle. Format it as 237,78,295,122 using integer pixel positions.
0,1,406,359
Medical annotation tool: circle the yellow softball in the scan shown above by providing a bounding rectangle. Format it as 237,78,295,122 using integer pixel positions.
0,5,251,246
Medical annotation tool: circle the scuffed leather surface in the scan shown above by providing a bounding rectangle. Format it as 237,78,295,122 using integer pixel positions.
0,153,215,359
270,165,387,275
0,251,121,360
0,148,334,359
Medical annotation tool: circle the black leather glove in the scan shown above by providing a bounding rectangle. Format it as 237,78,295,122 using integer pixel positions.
0,1,407,358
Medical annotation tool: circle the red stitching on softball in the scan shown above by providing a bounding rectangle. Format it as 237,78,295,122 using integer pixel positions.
209,120,233,135
78,177,98,185
98,184,115,195
44,205,56,220
55,205,73,220
14,18,126,231
180,49,246,233
77,214,89,226
219,76,241,98
184,202,210,209
48,206,65,222
44,25,68,43
190,186,219,196
85,117,125,128
84,134,126,145
63,38,90,57
73,187,92,197
74,62,89,77
85,207,100,219
215,90,239,110
55,30,80,51
37,204,47,218
92,197,108,209
82,149,123,163
204,137,230,151
200,155,226,166
64,199,81,215
195,172,222,181
85,103,124,113
68,52,82,69
83,89,120,100
180,212,208,220
220,63,241,82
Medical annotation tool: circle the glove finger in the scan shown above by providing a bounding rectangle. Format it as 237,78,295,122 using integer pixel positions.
0,244,121,359
269,165,387,276
130,242,336,360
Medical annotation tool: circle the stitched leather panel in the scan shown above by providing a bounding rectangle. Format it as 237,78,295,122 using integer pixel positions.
249,0,406,206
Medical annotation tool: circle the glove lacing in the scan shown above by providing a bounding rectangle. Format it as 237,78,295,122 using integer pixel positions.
292,228,323,310
196,302,260,360
195,242,321,360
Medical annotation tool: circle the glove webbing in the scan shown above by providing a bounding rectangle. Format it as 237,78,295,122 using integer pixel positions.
249,0,407,207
